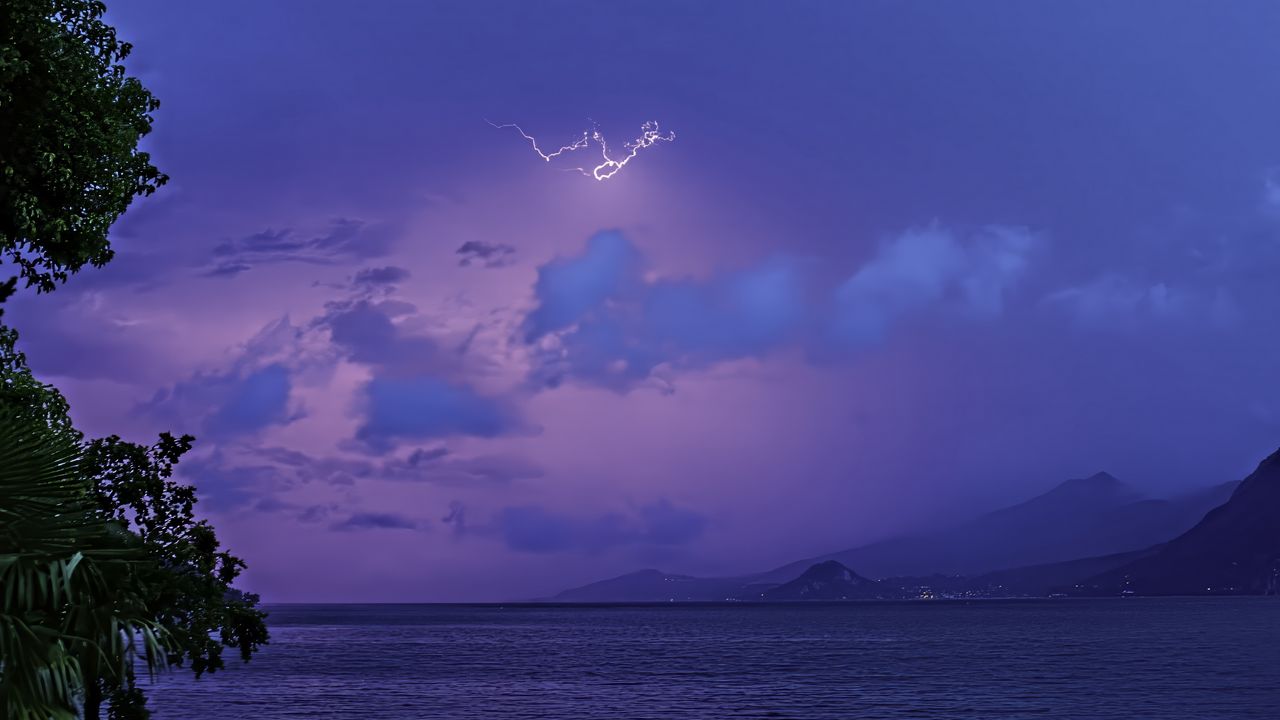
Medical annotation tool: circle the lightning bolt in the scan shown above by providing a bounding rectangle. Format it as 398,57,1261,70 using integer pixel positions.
486,120,591,162
488,119,675,181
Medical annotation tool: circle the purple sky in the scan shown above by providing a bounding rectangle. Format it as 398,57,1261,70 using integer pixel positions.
9,1,1280,601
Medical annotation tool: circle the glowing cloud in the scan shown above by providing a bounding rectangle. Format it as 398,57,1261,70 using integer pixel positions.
488,119,675,180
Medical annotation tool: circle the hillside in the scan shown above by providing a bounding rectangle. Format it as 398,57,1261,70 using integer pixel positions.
550,474,1239,602
760,561,879,601
757,474,1235,582
1078,448,1280,595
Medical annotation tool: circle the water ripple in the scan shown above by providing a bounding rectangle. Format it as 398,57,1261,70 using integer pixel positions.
143,598,1280,719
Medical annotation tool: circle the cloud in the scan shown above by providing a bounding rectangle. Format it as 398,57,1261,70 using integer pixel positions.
441,501,467,537
202,262,252,278
177,454,290,512
252,445,540,486
319,298,526,452
140,319,307,438
634,499,709,545
252,446,375,486
832,224,1041,345
406,446,450,465
457,241,516,268
323,300,451,375
1044,275,1237,330
352,266,411,287
647,257,807,358
204,218,394,276
523,226,1041,391
9,305,165,382
523,230,640,340
330,512,422,532
298,505,335,524
143,362,299,438
354,376,520,453
379,450,543,484
204,364,294,436
498,499,707,554
1263,167,1280,218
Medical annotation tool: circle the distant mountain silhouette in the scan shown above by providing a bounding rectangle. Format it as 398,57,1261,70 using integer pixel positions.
1077,448,1280,595
550,473,1238,602
755,473,1236,582
547,569,745,602
761,561,878,601
963,549,1156,597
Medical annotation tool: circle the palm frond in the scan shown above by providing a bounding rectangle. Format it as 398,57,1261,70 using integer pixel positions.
0,411,170,718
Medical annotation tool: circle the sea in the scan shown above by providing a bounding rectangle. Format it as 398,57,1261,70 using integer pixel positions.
141,598,1278,719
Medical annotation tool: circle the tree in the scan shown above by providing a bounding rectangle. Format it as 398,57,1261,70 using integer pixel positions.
0,321,269,720
1,4,267,716
1,0,167,293
0,321,76,441
0,411,169,720
81,435,269,720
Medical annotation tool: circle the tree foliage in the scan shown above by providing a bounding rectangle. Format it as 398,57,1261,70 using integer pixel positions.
0,320,269,720
1,4,268,717
0,323,76,441
0,0,167,292
82,435,269,719
0,412,169,720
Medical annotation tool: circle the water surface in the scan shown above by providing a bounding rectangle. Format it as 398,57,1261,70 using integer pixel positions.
144,599,1280,719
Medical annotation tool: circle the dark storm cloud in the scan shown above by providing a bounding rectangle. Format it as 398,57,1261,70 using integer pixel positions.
498,500,707,554
456,241,516,268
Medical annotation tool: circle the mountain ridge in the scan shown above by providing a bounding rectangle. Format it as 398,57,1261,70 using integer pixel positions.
1076,447,1280,595
549,473,1240,602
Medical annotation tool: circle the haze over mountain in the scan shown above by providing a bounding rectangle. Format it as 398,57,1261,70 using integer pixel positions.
760,473,1239,582
542,569,745,603
551,473,1239,602
1078,448,1280,595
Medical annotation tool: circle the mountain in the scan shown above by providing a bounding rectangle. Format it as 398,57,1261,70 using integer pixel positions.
547,569,747,602
965,548,1156,597
758,473,1237,582
761,561,879,601
549,474,1239,602
1078,448,1280,595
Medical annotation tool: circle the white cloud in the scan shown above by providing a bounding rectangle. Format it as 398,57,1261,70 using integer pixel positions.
1044,275,1236,330
833,224,1044,344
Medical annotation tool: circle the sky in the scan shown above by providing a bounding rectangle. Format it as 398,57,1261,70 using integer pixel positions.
8,1,1280,601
